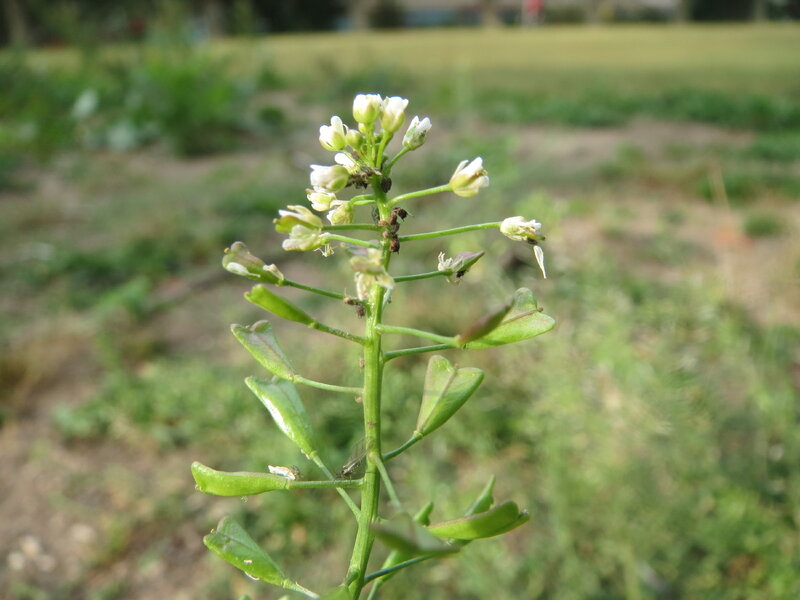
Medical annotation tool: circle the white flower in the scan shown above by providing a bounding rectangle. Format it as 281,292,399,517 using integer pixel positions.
309,164,349,193
274,205,323,233
402,116,431,150
499,216,543,242
319,115,347,151
282,225,328,252
307,187,337,212
449,157,489,197
381,96,409,133
353,93,383,125
334,152,359,173
500,217,547,278
436,250,484,285
350,248,394,300
327,200,353,225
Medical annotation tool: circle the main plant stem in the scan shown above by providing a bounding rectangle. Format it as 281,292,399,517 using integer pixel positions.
347,179,392,598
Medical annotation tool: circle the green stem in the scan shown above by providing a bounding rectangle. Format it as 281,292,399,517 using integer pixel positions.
346,179,393,597
397,221,502,243
394,270,449,283
383,146,411,175
374,456,402,511
310,321,366,345
293,375,362,395
388,184,452,207
323,224,382,232
363,555,438,584
314,458,361,519
376,324,454,346
280,278,346,300
376,131,393,168
288,479,363,490
383,344,454,361
383,434,422,461
325,234,381,249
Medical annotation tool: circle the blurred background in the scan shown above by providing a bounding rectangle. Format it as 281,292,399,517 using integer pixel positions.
1,1,799,599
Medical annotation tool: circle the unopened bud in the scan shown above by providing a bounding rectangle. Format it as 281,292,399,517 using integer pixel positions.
223,242,284,284
309,164,349,193
307,188,337,212
319,116,347,151
327,200,353,225
346,129,365,150
381,96,409,133
353,93,382,125
449,157,489,197
402,115,431,150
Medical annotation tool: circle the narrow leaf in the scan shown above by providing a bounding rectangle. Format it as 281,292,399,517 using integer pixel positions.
192,462,291,496
464,475,496,517
415,355,484,438
372,517,459,557
204,516,288,586
246,284,314,325
245,377,318,460
464,288,555,349
232,320,296,380
428,501,529,540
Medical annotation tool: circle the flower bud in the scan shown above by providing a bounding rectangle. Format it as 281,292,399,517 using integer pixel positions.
283,226,328,252
449,157,489,197
353,93,383,125
326,200,353,225
402,115,431,150
334,152,359,174
499,216,543,243
319,115,347,151
223,242,284,284
309,164,349,193
307,187,337,212
346,128,364,150
381,96,409,133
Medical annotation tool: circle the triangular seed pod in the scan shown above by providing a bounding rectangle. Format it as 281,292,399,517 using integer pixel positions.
464,288,555,349
191,462,292,496
232,321,296,381
415,355,484,438
246,284,315,326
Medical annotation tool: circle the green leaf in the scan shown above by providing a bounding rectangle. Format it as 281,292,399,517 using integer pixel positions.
204,516,289,586
372,516,459,557
428,501,529,540
245,377,318,460
232,320,296,380
464,475,495,517
464,288,555,349
246,284,314,326
415,355,484,438
191,462,291,496
318,586,351,600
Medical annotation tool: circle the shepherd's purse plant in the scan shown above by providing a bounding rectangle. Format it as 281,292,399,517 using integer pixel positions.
191,93,554,599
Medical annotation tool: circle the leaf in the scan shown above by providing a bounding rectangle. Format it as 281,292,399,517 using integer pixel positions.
372,516,459,557
246,284,314,325
415,355,484,438
245,377,318,460
464,475,495,517
427,501,529,540
232,321,296,380
204,516,289,587
191,462,291,496
464,288,555,349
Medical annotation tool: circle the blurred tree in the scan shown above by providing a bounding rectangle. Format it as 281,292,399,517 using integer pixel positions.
2,0,29,46
346,0,374,29
479,0,502,26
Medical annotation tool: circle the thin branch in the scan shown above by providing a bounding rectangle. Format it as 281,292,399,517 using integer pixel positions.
396,222,502,243
394,270,448,283
364,555,439,584
325,234,381,249
384,344,454,361
293,375,362,395
376,324,454,346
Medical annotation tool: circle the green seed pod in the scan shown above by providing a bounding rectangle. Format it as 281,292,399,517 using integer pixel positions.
231,321,296,381
464,475,496,517
191,462,291,496
245,377,318,460
204,516,289,586
246,285,315,326
464,287,555,349
427,501,529,541
415,355,484,438
372,516,459,557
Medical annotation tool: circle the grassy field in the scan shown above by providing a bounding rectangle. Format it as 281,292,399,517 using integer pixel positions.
1,24,800,600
